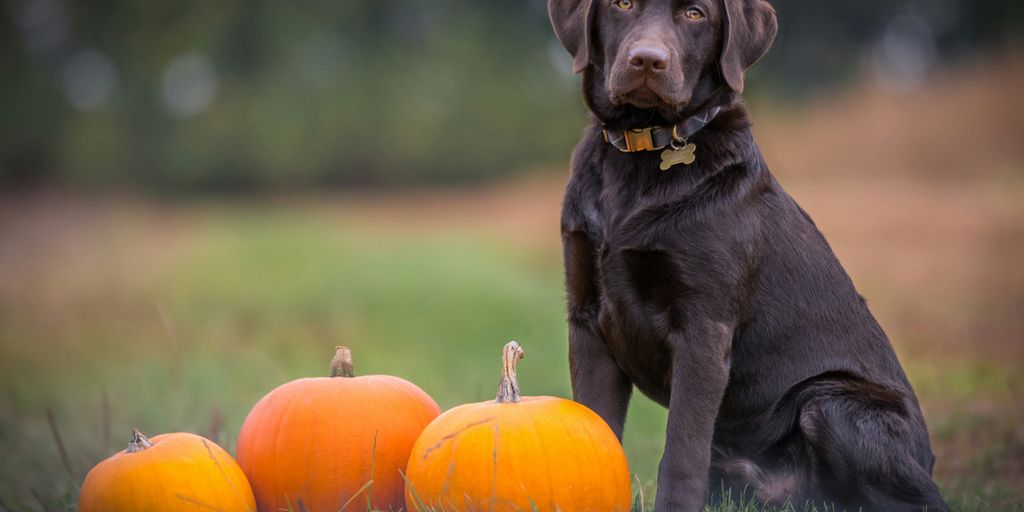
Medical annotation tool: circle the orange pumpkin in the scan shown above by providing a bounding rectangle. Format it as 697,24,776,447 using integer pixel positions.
236,346,441,512
79,429,256,512
405,341,633,512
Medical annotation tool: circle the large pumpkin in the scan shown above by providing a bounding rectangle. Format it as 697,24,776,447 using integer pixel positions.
405,341,633,511
79,429,256,512
236,346,441,511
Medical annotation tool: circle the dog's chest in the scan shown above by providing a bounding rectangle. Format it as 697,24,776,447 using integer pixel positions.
588,201,707,402
574,164,742,401
594,241,682,402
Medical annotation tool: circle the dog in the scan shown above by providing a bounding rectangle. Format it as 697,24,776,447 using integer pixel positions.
547,1,949,510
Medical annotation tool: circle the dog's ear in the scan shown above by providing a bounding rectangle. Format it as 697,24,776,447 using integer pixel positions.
720,0,778,93
549,0,596,74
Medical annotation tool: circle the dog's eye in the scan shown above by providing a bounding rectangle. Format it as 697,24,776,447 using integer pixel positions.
684,7,705,20
613,0,634,10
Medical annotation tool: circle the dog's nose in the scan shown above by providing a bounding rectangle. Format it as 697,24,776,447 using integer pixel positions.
628,46,669,72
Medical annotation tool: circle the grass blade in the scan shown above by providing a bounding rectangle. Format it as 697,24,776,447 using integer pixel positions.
45,409,78,486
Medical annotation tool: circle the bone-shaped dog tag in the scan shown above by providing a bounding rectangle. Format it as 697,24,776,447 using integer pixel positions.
659,143,697,171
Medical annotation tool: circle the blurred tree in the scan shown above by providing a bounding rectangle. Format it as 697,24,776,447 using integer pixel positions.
0,0,1020,192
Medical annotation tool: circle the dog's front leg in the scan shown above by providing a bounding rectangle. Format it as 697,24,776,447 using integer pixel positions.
655,320,733,512
569,316,632,439
563,230,633,439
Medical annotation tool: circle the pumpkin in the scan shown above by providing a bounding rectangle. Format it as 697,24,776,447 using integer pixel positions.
79,429,256,512
404,341,633,512
236,346,441,512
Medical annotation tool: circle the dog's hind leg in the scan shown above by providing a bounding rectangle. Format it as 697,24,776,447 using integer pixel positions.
798,383,949,512
711,455,805,509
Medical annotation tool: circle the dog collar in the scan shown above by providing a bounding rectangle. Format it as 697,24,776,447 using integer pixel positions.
602,106,721,170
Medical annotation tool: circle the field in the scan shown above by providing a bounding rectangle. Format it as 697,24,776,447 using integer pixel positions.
1,57,1023,510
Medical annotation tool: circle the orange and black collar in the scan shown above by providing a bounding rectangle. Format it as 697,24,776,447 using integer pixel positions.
602,106,721,153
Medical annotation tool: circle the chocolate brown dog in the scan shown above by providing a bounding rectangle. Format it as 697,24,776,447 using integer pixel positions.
548,1,949,510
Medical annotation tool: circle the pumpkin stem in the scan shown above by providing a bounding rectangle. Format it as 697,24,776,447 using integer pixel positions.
330,346,356,378
495,341,525,403
126,428,153,453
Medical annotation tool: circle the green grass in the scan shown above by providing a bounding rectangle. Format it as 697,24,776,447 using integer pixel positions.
0,202,1020,511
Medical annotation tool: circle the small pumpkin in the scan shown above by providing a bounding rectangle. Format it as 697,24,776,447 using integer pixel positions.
405,341,633,512
79,429,256,512
236,346,441,512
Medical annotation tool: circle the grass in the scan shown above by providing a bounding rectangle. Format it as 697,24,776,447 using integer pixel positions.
0,195,1020,511
0,201,660,510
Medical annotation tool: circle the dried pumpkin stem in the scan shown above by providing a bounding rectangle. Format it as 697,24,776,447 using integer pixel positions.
330,346,356,378
126,428,153,453
496,341,525,403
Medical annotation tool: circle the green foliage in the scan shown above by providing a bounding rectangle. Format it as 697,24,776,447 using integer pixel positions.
2,1,1021,191
1,1,585,191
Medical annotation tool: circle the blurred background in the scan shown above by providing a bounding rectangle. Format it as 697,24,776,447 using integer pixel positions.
1,0,1022,510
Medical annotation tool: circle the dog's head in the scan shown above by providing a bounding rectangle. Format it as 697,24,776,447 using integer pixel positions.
549,0,777,125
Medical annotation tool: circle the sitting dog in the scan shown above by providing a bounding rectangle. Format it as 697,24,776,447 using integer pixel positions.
547,0,949,510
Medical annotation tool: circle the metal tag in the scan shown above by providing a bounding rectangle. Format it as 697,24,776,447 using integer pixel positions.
659,143,696,171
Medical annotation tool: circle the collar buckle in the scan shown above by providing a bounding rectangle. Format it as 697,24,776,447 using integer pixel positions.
623,128,656,152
